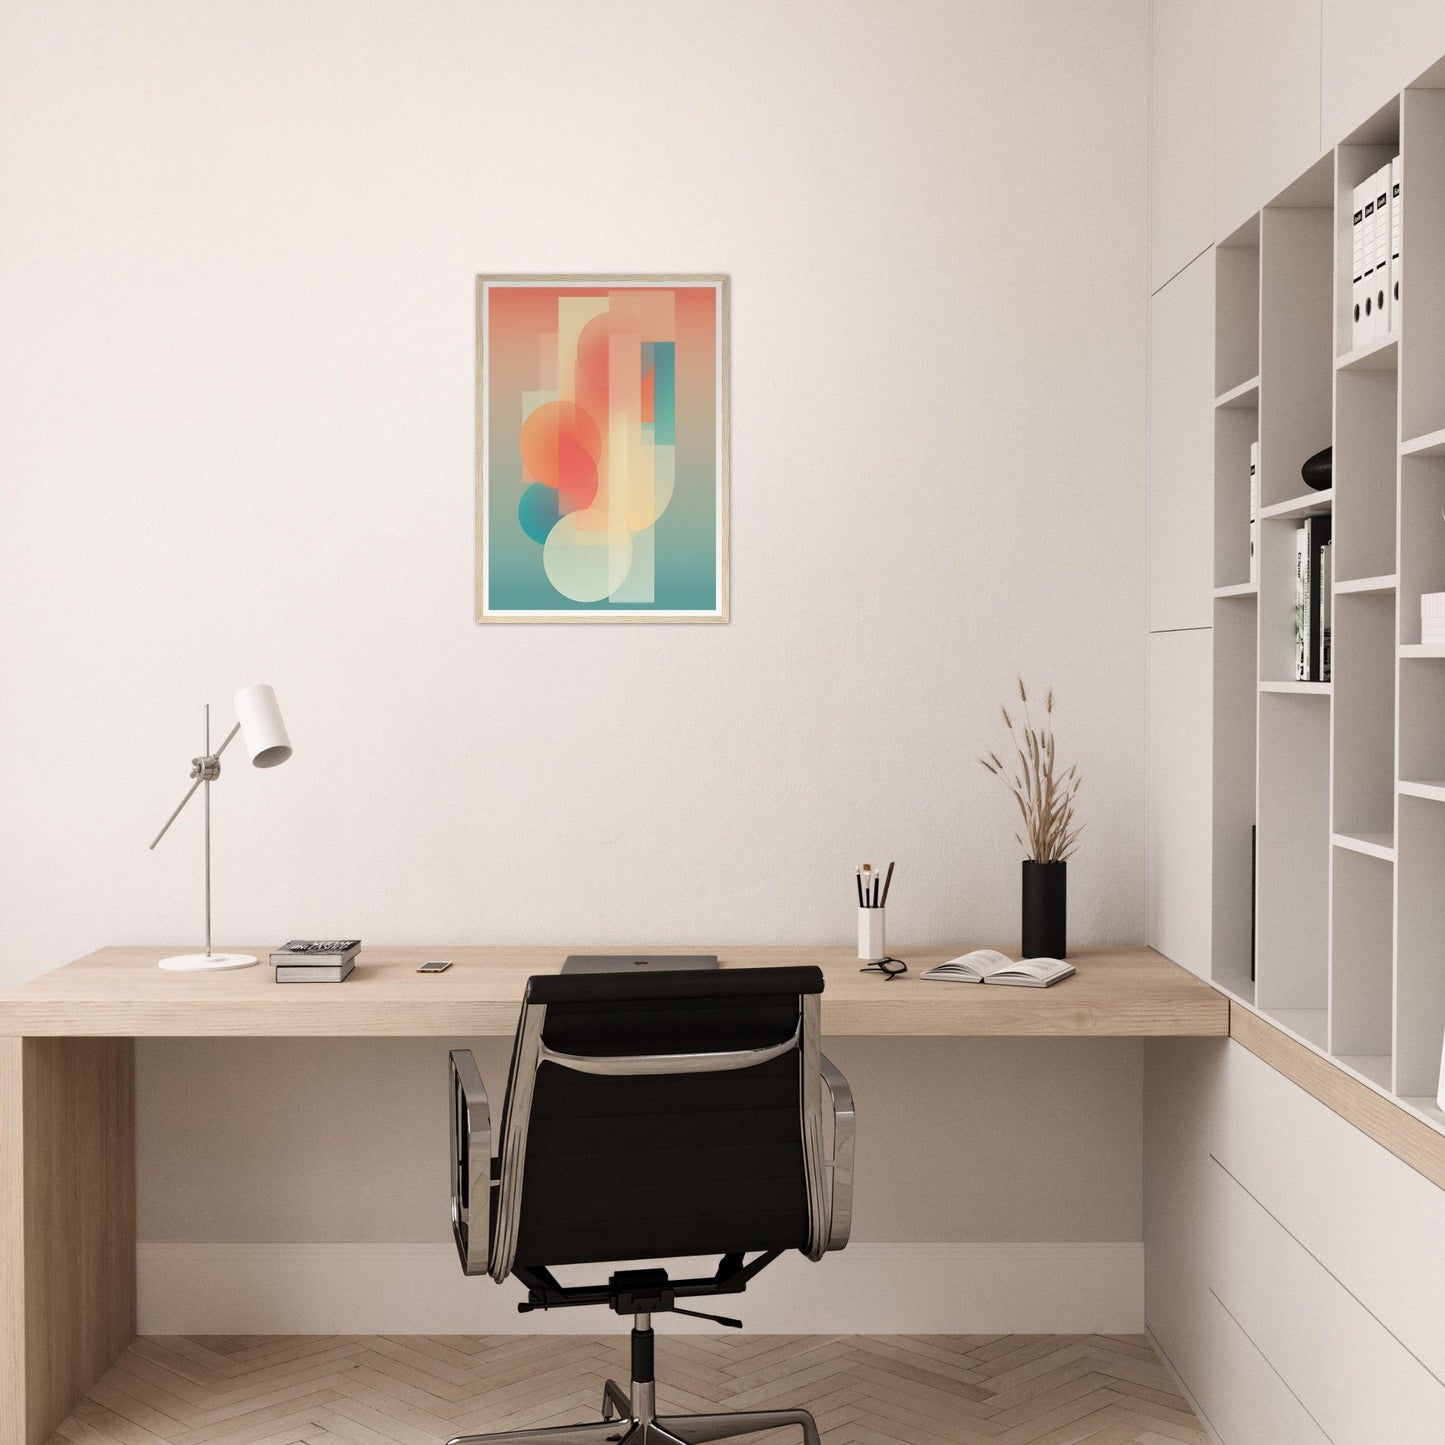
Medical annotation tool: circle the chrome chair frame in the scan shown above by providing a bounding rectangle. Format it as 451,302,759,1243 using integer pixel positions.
446,986,855,1445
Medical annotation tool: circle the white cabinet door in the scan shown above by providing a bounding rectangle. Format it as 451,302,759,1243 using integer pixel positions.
1215,0,1322,236
1151,0,1216,291
1322,0,1445,144
1149,252,1215,631
1147,629,1213,977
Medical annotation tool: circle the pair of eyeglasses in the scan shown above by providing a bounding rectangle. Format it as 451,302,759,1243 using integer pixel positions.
859,957,908,981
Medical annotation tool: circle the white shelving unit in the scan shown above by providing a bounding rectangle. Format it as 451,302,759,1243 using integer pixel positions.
1212,81,1445,1138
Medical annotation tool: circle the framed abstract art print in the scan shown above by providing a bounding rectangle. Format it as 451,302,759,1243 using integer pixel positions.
475,275,728,622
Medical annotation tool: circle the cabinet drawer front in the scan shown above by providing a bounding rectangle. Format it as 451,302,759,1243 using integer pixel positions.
1195,1289,1330,1445
1217,1041,1445,1379
1210,1159,1445,1444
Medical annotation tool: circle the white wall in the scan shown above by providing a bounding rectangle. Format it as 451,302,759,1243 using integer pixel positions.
0,0,1151,1313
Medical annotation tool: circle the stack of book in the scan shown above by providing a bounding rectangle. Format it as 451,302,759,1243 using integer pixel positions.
1294,517,1332,682
270,939,361,983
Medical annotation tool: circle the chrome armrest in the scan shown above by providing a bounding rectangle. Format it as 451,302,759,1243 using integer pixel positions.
819,1053,855,1252
449,1049,492,1277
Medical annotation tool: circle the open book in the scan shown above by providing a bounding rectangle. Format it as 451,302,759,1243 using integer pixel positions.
920,950,1075,988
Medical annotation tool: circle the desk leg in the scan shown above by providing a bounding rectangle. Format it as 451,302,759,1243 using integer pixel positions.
0,1037,136,1445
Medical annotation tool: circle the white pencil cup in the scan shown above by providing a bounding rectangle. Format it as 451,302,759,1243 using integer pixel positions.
858,908,886,963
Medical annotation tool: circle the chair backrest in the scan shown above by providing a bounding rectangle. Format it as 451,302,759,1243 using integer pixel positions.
488,966,827,1280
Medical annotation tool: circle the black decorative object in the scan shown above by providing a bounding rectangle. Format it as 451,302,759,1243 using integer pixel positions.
1302,445,1332,492
1022,860,1067,959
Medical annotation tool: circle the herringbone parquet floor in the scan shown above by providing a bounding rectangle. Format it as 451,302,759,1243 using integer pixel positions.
49,1334,1209,1445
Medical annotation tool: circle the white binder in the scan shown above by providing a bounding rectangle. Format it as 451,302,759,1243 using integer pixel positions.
1372,165,1391,341
1351,179,1368,349
1390,155,1402,333
1361,175,1379,342
1249,441,1259,586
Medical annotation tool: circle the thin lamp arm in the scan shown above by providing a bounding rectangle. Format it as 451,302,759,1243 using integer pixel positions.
148,720,241,850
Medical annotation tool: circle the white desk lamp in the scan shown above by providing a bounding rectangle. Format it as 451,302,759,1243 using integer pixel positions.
149,683,292,972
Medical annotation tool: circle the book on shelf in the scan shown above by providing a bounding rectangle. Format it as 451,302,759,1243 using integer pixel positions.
1320,539,1332,682
1249,441,1259,584
1293,516,1332,681
1295,526,1309,679
920,950,1074,988
276,958,356,983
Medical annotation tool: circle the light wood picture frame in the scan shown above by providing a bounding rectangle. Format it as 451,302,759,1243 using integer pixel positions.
475,274,729,623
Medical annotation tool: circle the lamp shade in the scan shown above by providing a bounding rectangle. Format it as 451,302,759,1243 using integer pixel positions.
233,684,292,768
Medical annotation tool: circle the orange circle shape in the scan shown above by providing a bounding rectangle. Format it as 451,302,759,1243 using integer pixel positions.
519,401,602,512
576,310,643,394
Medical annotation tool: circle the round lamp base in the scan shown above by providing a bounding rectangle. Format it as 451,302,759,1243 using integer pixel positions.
158,952,258,972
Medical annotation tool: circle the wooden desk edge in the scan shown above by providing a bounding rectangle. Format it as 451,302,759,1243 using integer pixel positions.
0,944,1228,1039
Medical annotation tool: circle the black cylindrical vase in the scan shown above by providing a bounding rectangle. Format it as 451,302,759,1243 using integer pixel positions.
1021,860,1067,958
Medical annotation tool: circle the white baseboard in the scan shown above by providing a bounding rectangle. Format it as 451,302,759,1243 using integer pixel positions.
137,1241,1143,1336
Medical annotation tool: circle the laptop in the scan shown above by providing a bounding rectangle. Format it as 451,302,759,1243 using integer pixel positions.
561,954,719,974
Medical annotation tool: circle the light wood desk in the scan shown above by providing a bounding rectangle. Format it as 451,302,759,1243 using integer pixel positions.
0,944,1224,1445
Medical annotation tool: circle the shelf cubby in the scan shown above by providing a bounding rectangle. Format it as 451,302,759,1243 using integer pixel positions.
1331,591,1396,836
1398,455,1445,644
1396,796,1445,1100
1216,215,1260,398
1214,403,1257,589
1255,692,1330,1019
1335,118,1399,363
1329,848,1393,1066
1257,506,1331,686
1259,181,1333,511
1398,653,1445,783
1334,370,1397,581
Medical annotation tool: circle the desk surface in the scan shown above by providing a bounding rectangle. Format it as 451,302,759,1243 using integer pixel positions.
0,944,1227,1037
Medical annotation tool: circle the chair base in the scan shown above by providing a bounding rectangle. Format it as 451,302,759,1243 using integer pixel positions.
447,1378,821,1445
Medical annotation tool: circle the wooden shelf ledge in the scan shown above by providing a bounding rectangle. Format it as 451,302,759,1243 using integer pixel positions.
1230,1003,1445,1190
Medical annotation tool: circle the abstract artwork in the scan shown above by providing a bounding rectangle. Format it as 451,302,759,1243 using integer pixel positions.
476,275,728,622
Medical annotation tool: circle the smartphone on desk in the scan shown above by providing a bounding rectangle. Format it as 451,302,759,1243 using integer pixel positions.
417,959,452,973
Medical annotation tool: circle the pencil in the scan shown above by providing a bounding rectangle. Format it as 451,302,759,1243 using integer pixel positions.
880,860,895,907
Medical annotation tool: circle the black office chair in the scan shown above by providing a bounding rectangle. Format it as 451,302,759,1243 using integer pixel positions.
446,965,855,1445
